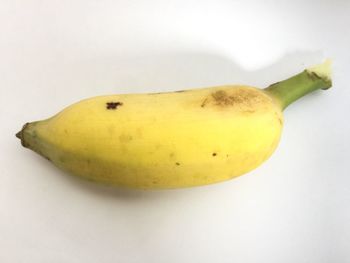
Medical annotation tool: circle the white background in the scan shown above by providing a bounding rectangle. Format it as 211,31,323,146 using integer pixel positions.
1,1,349,262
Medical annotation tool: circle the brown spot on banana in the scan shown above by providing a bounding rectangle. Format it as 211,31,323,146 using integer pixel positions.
106,102,123,110
278,117,283,125
200,87,268,111
211,89,263,107
201,98,208,108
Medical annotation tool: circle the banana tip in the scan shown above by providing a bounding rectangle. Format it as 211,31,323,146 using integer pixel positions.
16,130,22,139
16,123,30,147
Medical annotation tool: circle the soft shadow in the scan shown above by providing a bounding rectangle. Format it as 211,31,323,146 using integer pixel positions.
33,49,325,199
65,49,324,97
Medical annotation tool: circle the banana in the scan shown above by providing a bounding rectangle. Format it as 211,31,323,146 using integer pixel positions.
16,60,332,189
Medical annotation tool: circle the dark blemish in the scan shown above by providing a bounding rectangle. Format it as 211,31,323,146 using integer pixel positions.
152,180,158,184
211,89,261,108
174,90,185,93
201,98,208,107
226,154,229,157
215,90,241,106
87,159,91,164
278,117,283,125
175,162,180,166
212,153,217,156
211,90,240,106
106,101,123,110
212,90,230,105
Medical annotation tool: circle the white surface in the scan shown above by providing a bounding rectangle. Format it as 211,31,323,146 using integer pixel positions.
1,1,349,262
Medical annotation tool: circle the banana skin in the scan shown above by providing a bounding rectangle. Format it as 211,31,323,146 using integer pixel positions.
16,61,332,189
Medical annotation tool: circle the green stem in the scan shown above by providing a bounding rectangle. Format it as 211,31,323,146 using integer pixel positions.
265,62,332,110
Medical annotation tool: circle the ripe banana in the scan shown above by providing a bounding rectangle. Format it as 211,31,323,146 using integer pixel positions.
16,60,332,189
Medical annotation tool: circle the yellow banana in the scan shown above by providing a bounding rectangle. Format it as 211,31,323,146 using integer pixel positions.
16,60,332,189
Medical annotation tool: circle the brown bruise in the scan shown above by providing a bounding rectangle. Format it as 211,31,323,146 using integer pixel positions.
200,87,270,112
106,102,123,110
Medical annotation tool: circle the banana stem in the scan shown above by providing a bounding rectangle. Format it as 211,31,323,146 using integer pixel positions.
265,60,332,110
